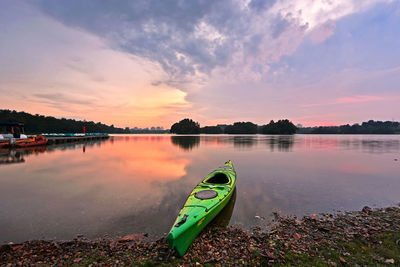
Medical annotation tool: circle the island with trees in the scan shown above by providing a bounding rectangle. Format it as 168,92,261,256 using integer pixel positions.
170,118,201,134
170,118,298,134
170,118,400,135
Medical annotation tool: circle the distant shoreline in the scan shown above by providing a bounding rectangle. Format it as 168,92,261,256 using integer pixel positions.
2,110,399,135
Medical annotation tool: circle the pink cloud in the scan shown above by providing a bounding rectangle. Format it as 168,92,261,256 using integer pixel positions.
309,21,336,43
301,95,384,107
336,95,384,104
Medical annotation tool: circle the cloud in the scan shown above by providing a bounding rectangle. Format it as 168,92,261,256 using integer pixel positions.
302,95,384,107
336,95,384,104
1,0,398,127
309,21,336,43
31,0,392,85
0,1,189,127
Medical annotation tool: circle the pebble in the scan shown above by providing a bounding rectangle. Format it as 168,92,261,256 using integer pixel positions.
385,258,395,264
1,206,399,266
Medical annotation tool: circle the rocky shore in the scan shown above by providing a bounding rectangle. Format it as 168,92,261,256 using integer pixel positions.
1,206,399,266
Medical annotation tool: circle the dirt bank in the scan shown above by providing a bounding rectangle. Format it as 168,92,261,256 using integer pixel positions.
1,206,399,266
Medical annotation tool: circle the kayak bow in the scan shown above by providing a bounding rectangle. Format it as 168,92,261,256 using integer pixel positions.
167,160,237,256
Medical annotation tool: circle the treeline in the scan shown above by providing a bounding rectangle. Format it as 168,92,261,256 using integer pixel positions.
170,118,297,134
298,120,400,134
129,127,169,134
0,110,129,134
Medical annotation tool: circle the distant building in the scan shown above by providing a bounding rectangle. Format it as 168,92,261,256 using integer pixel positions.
128,126,169,134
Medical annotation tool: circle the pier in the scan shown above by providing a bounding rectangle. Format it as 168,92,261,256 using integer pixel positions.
46,134,109,145
0,134,110,148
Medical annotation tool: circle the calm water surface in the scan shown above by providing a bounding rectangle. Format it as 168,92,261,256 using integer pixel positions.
1,134,399,244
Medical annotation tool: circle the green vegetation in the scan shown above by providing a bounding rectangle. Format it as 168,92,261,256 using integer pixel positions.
0,109,129,134
224,122,258,134
170,118,200,134
171,119,298,134
200,126,223,134
277,232,400,266
298,120,400,134
261,119,298,134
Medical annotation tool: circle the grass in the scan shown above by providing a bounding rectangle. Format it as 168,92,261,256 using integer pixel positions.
279,232,400,266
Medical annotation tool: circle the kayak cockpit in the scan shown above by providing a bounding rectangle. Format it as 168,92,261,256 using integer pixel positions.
205,172,229,184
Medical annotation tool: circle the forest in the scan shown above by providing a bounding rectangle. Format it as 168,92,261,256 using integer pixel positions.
0,110,129,134
170,118,298,134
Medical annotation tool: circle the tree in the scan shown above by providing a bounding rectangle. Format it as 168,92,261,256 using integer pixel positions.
310,120,400,134
0,109,130,134
170,118,200,134
261,119,297,134
224,122,258,134
200,126,223,134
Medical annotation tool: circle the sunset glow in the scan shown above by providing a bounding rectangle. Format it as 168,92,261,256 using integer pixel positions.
1,0,399,127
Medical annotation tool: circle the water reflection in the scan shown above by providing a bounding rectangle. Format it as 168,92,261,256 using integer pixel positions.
0,140,108,165
170,135,295,152
301,135,400,154
171,135,200,151
0,146,48,165
232,136,257,148
0,149,26,164
169,134,399,154
265,136,294,152
0,134,399,244
210,188,237,228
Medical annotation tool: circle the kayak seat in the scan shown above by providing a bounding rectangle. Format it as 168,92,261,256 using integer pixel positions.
205,173,229,184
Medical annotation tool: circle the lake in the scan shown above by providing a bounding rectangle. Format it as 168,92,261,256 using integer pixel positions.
1,134,399,244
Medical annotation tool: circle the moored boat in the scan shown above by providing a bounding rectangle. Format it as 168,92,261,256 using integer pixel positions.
15,135,48,147
167,160,237,256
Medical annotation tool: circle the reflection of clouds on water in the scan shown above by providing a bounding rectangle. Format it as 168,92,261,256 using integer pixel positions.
172,134,399,154
1,134,400,244
0,135,190,243
301,135,400,154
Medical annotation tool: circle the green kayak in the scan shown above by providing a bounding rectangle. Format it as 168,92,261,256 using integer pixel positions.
167,160,237,256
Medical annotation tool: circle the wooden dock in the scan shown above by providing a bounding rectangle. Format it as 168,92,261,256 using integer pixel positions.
46,135,109,145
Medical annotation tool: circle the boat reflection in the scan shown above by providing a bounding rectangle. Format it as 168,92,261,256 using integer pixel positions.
0,139,108,165
0,149,25,165
209,188,237,228
0,146,47,165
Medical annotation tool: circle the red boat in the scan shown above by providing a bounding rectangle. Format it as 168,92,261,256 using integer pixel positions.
0,140,9,148
15,135,48,147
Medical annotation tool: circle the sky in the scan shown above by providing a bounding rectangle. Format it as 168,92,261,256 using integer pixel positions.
0,0,399,128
